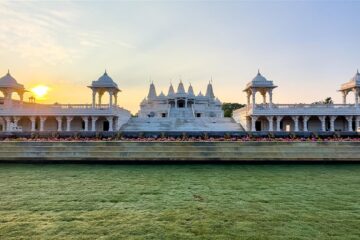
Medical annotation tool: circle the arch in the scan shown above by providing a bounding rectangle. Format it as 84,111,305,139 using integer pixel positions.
281,116,294,132
95,116,108,131
334,116,347,131
307,116,322,132
43,117,58,131
71,116,85,131
18,117,32,132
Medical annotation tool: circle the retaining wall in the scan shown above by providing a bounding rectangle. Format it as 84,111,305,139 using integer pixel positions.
0,141,359,162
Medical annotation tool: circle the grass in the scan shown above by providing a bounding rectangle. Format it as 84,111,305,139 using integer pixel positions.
0,164,359,240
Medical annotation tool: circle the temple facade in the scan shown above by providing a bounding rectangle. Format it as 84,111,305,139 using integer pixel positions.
0,71,131,132
137,81,223,118
233,70,360,132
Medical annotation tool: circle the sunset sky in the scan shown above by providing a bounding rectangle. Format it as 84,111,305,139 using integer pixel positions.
0,1,359,114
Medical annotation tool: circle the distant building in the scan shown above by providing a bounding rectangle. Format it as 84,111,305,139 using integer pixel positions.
122,81,242,131
138,81,223,118
233,70,360,132
0,71,131,132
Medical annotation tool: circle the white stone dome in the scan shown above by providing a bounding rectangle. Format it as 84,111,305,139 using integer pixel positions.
90,71,119,89
0,71,25,90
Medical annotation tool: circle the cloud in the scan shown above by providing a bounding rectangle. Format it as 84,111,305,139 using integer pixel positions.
0,2,136,66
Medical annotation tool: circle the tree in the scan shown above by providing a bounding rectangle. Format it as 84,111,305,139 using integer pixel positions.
222,103,245,117
312,97,333,105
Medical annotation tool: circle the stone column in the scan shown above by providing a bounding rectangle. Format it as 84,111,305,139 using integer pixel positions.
39,117,46,132
330,116,336,132
262,93,266,104
82,117,89,131
355,116,360,131
276,116,283,132
246,92,251,106
91,117,98,131
109,91,113,108
4,117,11,132
98,92,103,106
66,117,73,132
342,91,347,104
252,89,257,107
303,116,310,132
114,93,118,106
319,116,326,132
267,116,273,131
345,116,353,131
251,116,258,132
56,117,62,132
185,99,188,108
269,90,273,108
30,117,36,132
292,116,299,132
355,89,359,108
107,116,113,131
92,91,96,108
19,93,24,105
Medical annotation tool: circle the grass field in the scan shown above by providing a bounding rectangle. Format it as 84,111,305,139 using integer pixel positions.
0,164,359,239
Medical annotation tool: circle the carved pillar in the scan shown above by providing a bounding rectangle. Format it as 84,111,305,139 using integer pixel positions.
262,92,266,104
56,117,62,132
39,116,46,132
246,92,251,106
342,91,347,104
269,89,273,108
30,117,36,132
251,116,258,132
109,91,113,108
252,89,257,107
356,116,360,131
66,117,73,132
292,116,299,132
98,92,103,106
303,116,310,132
345,116,353,131
106,116,113,131
92,91,96,108
267,116,273,131
91,117,98,131
4,117,11,132
330,116,336,132
355,89,359,108
114,93,118,106
276,116,283,132
319,116,326,132
82,117,89,131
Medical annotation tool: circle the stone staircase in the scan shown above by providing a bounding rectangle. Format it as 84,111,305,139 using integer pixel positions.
0,141,358,162
121,117,244,132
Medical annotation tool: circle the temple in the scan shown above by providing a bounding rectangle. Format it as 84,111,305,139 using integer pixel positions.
122,81,242,131
0,69,360,133
233,70,360,132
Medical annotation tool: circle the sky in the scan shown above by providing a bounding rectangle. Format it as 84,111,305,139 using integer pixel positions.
0,0,359,113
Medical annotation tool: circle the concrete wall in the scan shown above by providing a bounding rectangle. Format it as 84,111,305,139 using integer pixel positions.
0,141,358,162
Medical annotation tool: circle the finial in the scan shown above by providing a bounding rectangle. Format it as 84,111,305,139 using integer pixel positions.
7,69,9,75
258,69,261,75
210,76,213,84
357,69,359,75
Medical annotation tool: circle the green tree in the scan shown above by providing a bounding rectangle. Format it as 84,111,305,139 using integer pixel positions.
222,103,245,117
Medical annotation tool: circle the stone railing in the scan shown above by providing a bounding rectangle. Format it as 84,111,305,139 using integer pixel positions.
0,102,130,116
233,103,360,116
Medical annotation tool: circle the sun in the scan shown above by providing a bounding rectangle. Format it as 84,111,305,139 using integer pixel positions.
31,85,50,100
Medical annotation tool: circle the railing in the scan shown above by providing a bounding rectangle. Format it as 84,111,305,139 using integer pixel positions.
255,103,355,109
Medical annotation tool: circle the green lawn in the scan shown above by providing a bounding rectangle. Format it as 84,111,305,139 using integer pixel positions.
0,164,359,240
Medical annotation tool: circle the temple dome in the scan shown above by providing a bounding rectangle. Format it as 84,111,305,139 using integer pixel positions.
188,84,195,96
167,84,175,96
252,71,268,82
177,81,186,94
90,71,119,89
0,71,25,90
